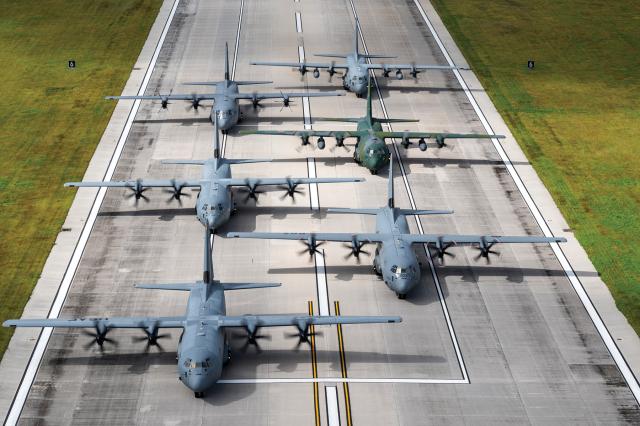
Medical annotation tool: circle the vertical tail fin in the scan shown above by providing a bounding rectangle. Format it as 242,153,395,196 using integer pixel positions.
388,153,394,208
203,228,213,285
224,42,230,80
213,116,220,159
366,76,373,122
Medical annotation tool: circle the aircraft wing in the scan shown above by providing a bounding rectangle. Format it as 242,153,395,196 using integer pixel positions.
65,179,202,188
105,94,216,101
3,316,186,329
227,231,385,244
234,91,345,100
218,177,363,187
375,131,504,140
215,314,401,328
250,61,348,69
239,130,360,139
366,64,462,71
405,234,566,246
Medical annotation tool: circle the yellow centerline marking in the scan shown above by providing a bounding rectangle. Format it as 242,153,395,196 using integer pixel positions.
335,301,353,426
308,300,321,426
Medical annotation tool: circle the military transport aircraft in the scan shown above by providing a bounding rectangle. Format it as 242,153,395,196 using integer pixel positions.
251,20,460,97
106,43,344,132
228,156,566,298
65,120,364,233
241,80,504,174
4,227,401,398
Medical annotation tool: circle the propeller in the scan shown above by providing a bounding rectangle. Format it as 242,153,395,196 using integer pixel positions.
299,134,310,146
342,237,370,263
430,239,456,265
285,322,322,350
410,64,421,79
157,89,172,111
280,92,292,112
298,235,324,258
327,61,337,82
231,324,271,353
435,135,447,148
81,325,116,352
382,65,391,78
186,93,202,113
125,179,150,206
278,178,304,202
163,179,190,205
330,134,350,153
473,238,500,264
239,179,263,203
400,132,412,149
132,325,170,352
251,92,263,109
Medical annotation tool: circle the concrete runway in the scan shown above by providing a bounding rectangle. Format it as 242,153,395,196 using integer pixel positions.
4,0,640,424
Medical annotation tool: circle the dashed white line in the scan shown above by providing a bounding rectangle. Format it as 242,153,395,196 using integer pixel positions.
410,0,640,402
325,386,341,426
3,1,182,424
295,12,303,33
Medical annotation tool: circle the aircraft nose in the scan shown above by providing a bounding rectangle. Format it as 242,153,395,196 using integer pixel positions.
186,373,209,392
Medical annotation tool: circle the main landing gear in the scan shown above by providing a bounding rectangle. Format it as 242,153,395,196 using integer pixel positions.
396,292,406,300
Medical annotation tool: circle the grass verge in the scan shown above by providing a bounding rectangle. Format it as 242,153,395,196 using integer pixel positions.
429,0,640,331
0,0,162,359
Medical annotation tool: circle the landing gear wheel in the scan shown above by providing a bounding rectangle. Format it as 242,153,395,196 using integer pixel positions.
194,391,204,398
370,169,378,175
373,263,382,276
396,292,406,300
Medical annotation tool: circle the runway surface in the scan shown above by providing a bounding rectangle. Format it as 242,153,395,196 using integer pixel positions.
5,0,640,424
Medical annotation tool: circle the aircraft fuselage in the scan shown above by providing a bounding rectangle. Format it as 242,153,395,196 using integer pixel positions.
353,120,391,174
195,159,233,231
372,208,421,297
209,82,240,131
342,55,369,96
176,282,228,396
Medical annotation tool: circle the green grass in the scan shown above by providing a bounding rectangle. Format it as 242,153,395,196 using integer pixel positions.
0,0,161,358
430,0,640,331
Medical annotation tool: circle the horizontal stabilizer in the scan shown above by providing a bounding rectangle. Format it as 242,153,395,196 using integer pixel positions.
314,117,361,123
398,209,454,216
361,54,397,59
161,160,206,165
135,283,195,291
374,118,420,124
222,282,281,291
182,81,224,86
224,159,272,165
234,81,273,86
327,208,380,215
314,53,348,58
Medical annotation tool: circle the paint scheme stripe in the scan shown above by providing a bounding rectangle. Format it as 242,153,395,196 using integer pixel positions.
410,0,640,402
2,1,183,425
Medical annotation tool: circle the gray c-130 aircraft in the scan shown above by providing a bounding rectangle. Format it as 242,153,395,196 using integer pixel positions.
106,43,344,131
65,120,364,233
251,20,462,97
4,227,401,398
228,156,567,299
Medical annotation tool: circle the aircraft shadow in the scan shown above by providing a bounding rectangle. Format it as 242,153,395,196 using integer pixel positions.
98,208,194,220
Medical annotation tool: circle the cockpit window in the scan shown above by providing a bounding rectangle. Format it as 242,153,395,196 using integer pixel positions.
217,203,223,211
186,359,210,369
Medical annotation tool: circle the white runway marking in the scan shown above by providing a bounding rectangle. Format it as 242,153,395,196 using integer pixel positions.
3,1,182,425
295,12,303,33
347,0,469,384
298,45,312,130
410,0,640,402
325,386,341,426
315,250,330,316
